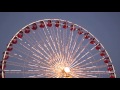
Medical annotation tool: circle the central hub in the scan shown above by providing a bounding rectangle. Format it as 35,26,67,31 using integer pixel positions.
48,54,73,78
64,67,70,73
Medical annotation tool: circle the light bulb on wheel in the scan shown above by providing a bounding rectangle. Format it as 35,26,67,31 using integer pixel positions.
64,67,70,73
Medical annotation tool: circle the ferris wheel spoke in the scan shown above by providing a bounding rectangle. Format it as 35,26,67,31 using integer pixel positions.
70,71,97,78
70,51,100,69
9,53,39,65
12,41,49,62
37,44,51,58
77,74,98,78
73,41,90,62
28,73,47,78
55,27,62,57
31,47,49,60
5,61,39,70
62,25,68,61
53,26,60,55
44,23,58,56
18,35,46,58
63,29,73,65
71,46,99,67
22,32,37,45
36,27,53,56
70,68,105,77
70,37,85,66
51,26,63,63
40,71,56,77
7,61,51,73
17,41,50,62
65,29,72,54
28,72,55,78
21,33,49,59
80,65,107,71
66,31,74,64
48,27,58,55
10,61,40,69
18,33,43,57
28,75,36,78
56,28,61,55
43,28,57,56
9,52,50,68
74,70,110,75
67,71,98,78
19,43,49,60
35,71,55,78
58,25,63,54
58,26,66,64
71,34,79,54
4,70,40,74
72,37,84,57
74,45,97,63
80,58,104,68
66,33,80,65
68,31,74,51
45,73,56,78
10,47,47,64
35,74,47,78
62,25,66,54
30,30,41,44
29,30,51,59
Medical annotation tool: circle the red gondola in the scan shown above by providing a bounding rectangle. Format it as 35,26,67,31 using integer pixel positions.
7,44,13,51
24,26,30,33
17,31,23,38
47,20,52,27
100,50,106,56
70,24,76,31
90,38,95,44
31,23,37,30
40,21,45,28
108,65,113,71
84,33,90,39
104,57,110,63
78,28,83,35
110,73,115,78
55,20,60,27
12,37,17,44
4,52,9,60
95,44,101,50
63,22,68,29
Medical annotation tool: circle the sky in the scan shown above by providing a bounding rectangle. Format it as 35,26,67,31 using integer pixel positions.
0,12,120,78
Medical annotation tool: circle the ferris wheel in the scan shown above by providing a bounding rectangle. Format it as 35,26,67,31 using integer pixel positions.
0,19,116,78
